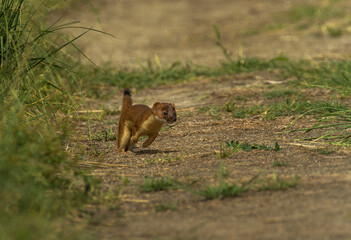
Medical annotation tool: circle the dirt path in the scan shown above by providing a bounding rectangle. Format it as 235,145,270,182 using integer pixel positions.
77,77,351,239
60,1,351,239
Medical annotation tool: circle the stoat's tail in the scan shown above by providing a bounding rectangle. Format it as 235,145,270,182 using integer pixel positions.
122,89,132,113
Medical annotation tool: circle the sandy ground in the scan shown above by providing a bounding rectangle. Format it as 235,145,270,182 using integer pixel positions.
74,78,351,240
58,0,351,239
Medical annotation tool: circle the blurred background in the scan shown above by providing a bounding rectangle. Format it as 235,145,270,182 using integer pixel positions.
54,0,351,68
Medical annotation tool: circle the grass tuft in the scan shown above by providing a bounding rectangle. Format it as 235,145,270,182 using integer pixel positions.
263,89,299,99
291,109,351,145
272,160,290,167
316,147,335,155
257,173,300,191
140,175,182,192
194,165,299,200
288,4,345,23
90,129,117,141
198,106,221,119
218,140,282,158
195,165,257,200
265,99,346,120
327,27,343,37
154,203,178,212
221,98,346,120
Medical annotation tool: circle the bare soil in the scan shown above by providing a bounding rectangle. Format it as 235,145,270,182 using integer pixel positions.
61,0,351,239
76,78,351,240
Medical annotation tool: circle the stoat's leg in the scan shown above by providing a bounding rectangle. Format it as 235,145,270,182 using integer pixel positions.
142,133,158,148
127,132,139,150
130,131,140,145
118,126,132,153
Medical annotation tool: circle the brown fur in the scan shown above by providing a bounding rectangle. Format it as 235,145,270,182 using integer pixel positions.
117,89,176,154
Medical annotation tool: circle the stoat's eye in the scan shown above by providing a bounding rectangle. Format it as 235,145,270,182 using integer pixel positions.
163,112,168,116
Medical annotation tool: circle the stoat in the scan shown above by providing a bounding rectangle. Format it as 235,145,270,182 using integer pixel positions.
117,89,176,154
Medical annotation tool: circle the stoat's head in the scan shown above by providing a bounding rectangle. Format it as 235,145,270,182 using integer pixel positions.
152,102,177,123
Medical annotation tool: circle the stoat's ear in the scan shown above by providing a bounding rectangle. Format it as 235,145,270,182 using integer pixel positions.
152,102,162,111
171,103,175,109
